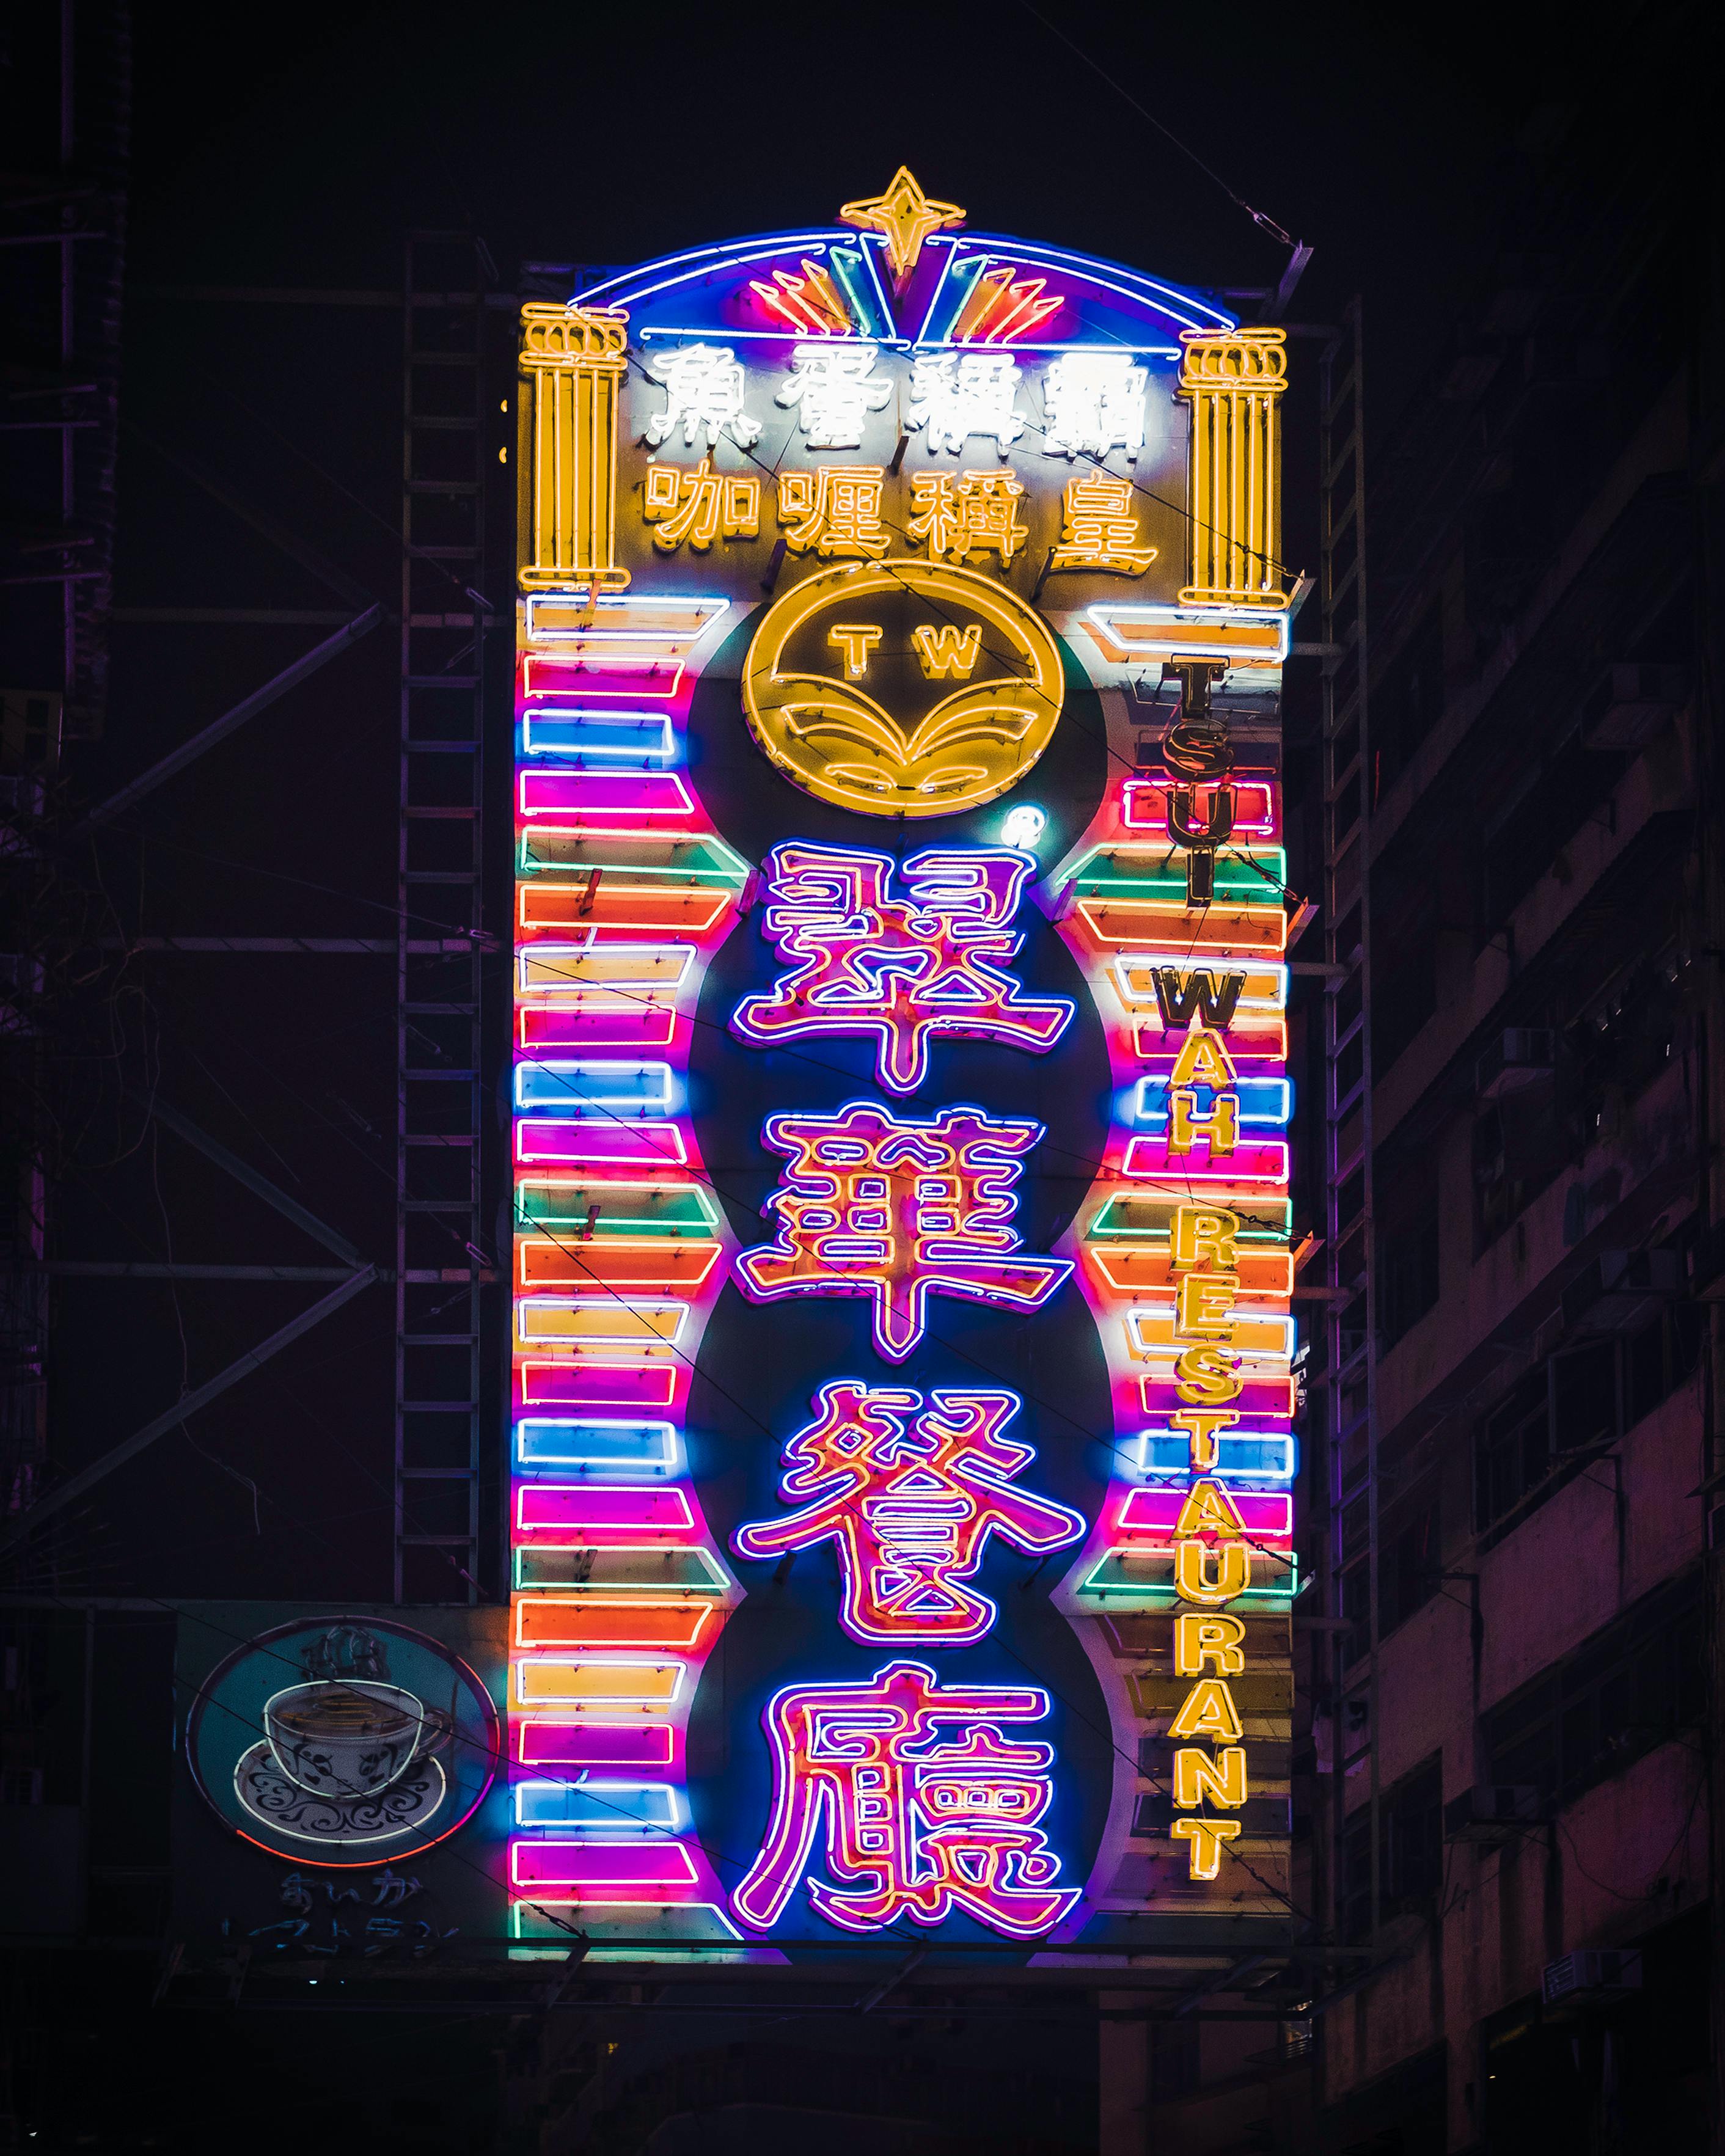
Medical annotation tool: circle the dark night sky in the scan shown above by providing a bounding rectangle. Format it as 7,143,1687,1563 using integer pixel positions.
27,0,1610,1601
128,0,1566,349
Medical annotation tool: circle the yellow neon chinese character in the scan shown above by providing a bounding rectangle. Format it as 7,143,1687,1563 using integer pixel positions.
642,458,761,553
907,469,1028,567
777,466,890,559
1048,470,1157,575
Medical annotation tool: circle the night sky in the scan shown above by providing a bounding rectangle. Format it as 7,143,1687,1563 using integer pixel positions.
25,0,1591,1601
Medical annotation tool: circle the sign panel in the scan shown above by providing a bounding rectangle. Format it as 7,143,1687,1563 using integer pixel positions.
510,174,1295,1960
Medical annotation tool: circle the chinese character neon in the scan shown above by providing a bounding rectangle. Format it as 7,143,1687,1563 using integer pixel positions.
1040,352,1148,460
643,458,761,552
730,844,1074,1093
776,344,893,447
731,1659,1079,1937
777,467,890,558
1049,470,1157,574
733,1384,1084,1643
905,353,1025,455
643,344,761,450
907,469,1030,566
734,1099,1071,1361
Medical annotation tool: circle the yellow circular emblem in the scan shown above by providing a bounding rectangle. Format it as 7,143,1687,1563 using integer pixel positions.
741,558,1064,819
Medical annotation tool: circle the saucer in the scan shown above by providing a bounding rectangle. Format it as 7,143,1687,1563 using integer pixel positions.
233,1742,448,1846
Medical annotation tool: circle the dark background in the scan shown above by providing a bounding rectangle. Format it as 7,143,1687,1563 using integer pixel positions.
4,0,1586,1604
4,0,1583,1602
0,3,1643,2151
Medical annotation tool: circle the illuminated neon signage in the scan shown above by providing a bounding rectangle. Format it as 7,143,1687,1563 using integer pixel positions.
511,170,1294,1955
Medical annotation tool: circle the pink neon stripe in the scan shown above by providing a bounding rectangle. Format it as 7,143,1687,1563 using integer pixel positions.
520,1007,678,1050
1119,1136,1290,1185
519,1363,678,1409
516,1485,695,1534
518,772,695,821
522,657,686,702
1116,1485,1294,1544
516,1122,689,1168
509,1839,699,1890
1134,1039,1286,1077
1121,779,1277,837
518,1722,675,1768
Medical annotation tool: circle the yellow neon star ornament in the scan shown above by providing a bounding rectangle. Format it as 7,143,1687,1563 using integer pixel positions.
839,167,966,282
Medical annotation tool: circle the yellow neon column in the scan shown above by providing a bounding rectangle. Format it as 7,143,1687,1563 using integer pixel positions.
1177,329,1289,609
518,303,631,591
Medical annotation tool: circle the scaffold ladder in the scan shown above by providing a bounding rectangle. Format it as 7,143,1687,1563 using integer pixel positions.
1319,298,1382,1942
395,232,491,1604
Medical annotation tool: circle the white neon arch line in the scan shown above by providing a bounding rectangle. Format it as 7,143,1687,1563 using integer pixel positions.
576,227,1235,340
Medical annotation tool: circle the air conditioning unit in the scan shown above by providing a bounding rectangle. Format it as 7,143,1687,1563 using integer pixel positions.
1542,1949,1643,2006
1560,1248,1685,1334
1580,664,1690,751
1476,1029,1557,1098
1442,1785,1540,1843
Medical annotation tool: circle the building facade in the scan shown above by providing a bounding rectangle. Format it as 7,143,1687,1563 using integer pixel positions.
1116,78,1723,2156
1301,90,1718,2156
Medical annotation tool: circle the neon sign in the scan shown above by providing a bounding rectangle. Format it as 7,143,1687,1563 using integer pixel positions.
730,842,1074,1093
733,1384,1084,1645
510,173,1295,1954
731,1661,1080,1936
735,1100,1072,1364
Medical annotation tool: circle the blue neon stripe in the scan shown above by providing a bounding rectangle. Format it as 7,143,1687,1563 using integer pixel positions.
520,712,675,764
1133,1076,1293,1128
515,1420,677,1469
513,1063,672,1115
513,1781,684,1830
1135,1433,1298,1481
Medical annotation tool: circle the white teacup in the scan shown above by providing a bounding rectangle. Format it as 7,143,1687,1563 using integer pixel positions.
263,1680,433,1799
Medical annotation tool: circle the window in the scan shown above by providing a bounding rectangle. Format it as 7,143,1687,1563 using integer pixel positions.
1341,1755,1444,1942
1484,1572,1703,1809
1373,607,1445,797
1479,725,1630,937
1474,1080,1570,1251
1564,943,1690,1142
1148,2021,1199,2103
1340,1488,1440,1651
1377,1150,1441,1348
1476,1296,1701,1538
1379,1497,1441,1634
1379,1212,1440,1349
1372,901,1439,1075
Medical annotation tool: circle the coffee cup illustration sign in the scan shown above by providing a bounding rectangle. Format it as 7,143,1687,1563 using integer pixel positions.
742,560,1064,819
186,1617,499,1866
262,1677,444,1801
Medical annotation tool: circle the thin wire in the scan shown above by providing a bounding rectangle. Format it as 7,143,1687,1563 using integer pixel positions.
1014,2,1298,251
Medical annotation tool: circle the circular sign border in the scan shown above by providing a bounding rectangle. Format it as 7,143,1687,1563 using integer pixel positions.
184,1612,501,1869
741,557,1065,820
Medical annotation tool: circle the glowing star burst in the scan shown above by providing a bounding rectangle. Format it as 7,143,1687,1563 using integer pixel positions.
839,167,966,282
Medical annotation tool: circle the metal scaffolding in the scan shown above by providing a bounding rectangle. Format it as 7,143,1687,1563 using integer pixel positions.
394,232,494,1604
1318,298,1380,1942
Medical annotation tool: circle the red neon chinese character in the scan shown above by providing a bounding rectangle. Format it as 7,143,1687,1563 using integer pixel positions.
734,1100,1072,1362
731,1659,1079,1937
731,844,1074,1094
733,1384,1085,1643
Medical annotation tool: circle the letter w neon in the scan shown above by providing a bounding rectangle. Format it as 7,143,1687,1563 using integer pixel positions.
1151,967,1245,1030
912,623,983,678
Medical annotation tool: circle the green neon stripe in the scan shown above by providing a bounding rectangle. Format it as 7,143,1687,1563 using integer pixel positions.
513,1547,728,1591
